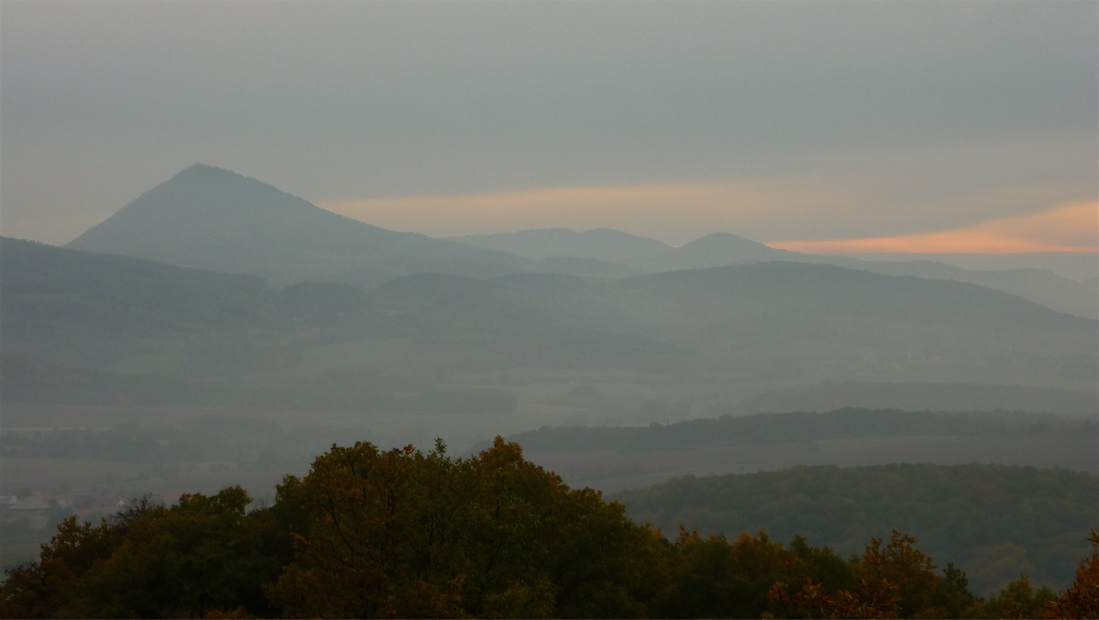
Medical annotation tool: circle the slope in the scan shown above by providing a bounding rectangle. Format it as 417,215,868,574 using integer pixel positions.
613,463,1098,595
450,227,1097,318
67,164,532,286
598,261,1097,388
0,237,374,394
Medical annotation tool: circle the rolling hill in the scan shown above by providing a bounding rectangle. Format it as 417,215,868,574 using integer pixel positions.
612,463,1099,595
449,227,793,271
8,235,1097,411
450,228,1098,318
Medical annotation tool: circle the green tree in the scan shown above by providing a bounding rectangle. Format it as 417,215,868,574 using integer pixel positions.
922,562,978,619
971,575,1056,619
0,487,282,619
266,437,666,618
0,516,121,618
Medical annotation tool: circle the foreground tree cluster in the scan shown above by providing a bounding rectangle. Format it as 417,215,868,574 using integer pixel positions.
1,438,1095,619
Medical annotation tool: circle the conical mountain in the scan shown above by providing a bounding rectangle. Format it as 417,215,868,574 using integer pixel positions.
67,164,531,286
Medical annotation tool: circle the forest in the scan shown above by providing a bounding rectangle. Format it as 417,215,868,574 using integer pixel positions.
1,438,1095,619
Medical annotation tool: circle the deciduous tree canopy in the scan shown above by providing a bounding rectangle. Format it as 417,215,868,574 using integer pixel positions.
1,439,1094,619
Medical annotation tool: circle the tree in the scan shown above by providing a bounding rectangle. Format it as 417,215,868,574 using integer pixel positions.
854,530,939,618
0,516,120,618
765,530,943,619
972,575,1056,619
1044,530,1099,619
266,437,666,618
0,487,282,619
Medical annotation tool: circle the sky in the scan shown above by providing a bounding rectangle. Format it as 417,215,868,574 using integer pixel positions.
1,0,1096,252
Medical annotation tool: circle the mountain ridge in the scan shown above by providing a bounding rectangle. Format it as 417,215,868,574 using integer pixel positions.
67,164,535,286
450,227,1097,318
61,165,1097,317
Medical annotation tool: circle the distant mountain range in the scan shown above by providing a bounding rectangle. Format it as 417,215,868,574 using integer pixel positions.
453,229,1097,319
7,165,1095,597
4,234,1096,411
450,228,798,272
4,163,1093,416
67,164,533,288
64,164,1096,317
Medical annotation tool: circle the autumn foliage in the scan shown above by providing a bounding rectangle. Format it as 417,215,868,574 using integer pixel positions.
0,438,1092,619
267,438,666,618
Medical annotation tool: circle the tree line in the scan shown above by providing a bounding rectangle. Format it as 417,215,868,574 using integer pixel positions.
1,438,1095,619
614,460,1098,595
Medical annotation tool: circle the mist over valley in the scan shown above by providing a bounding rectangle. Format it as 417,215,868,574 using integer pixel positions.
2,164,1096,606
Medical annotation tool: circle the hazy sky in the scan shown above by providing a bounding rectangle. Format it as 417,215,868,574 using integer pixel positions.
2,0,1096,251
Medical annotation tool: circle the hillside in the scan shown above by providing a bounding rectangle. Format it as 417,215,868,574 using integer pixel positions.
0,236,379,397
449,227,672,264
66,164,532,286
613,463,1099,595
2,237,290,369
501,408,1099,492
6,439,1094,619
736,380,1099,415
451,228,1098,318
813,256,1099,319
450,228,794,272
6,237,1096,417
598,262,1097,388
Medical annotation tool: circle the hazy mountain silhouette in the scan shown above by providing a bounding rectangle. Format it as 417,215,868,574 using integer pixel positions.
859,252,1099,280
0,236,371,371
67,164,532,285
3,236,1095,427
451,227,1097,318
593,261,1097,386
611,261,1091,330
737,380,1099,416
450,228,791,272
64,166,1093,314
353,259,1097,387
798,255,1099,319
449,228,671,265
667,232,793,268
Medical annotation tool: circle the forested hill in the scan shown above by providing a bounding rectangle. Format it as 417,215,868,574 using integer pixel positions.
494,408,1097,494
2,439,1095,618
609,261,1094,331
737,380,1099,415
502,408,1099,454
613,463,1099,596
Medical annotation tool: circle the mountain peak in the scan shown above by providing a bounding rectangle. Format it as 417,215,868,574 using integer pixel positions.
680,232,769,248
669,232,791,268
170,162,250,182
65,166,529,284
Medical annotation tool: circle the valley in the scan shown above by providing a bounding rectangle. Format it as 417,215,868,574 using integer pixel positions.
2,166,1095,597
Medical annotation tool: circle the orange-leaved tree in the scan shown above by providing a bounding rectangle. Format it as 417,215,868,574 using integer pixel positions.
1044,529,1099,619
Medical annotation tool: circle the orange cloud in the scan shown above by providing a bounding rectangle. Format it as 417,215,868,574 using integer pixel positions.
318,182,855,244
768,201,1099,254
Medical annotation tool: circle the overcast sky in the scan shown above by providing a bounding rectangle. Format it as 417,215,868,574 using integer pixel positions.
2,0,1096,251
